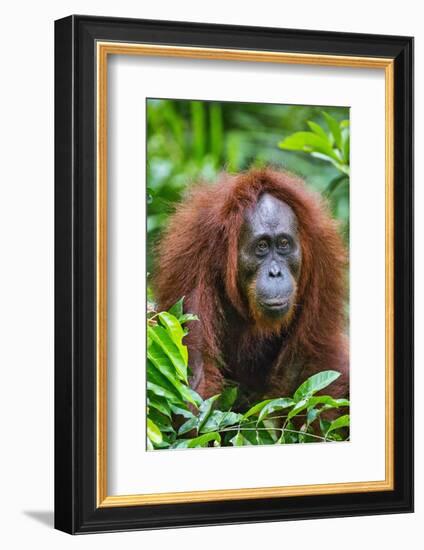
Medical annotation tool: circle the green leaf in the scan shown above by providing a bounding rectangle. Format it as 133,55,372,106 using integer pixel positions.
242,399,273,420
147,381,181,403
147,342,180,385
200,410,243,433
293,370,341,402
258,398,295,422
306,407,321,425
178,416,198,436
148,396,172,419
170,405,195,419
158,311,188,368
230,431,249,446
168,297,184,319
148,409,174,433
147,358,192,404
307,396,350,409
198,410,223,433
148,324,187,382
319,418,331,434
262,418,281,442
322,111,342,150
186,387,203,407
307,120,329,141
197,395,220,432
255,424,277,446
189,432,221,448
173,432,221,448
326,414,350,436
278,131,340,163
287,398,309,420
147,418,162,445
219,411,243,429
216,386,238,410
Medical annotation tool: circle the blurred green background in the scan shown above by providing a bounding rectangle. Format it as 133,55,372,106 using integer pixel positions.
147,99,350,280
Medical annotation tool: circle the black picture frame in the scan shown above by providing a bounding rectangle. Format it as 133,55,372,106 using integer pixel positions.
55,15,414,534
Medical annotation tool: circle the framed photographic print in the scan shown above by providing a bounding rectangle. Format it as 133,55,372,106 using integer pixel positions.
54,15,414,534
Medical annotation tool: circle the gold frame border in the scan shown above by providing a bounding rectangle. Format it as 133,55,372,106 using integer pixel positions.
96,42,395,508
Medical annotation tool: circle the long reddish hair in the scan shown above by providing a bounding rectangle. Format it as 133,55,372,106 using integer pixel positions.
154,168,348,393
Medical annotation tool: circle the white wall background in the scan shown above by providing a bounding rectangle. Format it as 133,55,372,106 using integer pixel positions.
0,1,420,547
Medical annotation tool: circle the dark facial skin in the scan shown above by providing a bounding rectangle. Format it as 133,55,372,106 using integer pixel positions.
238,193,302,320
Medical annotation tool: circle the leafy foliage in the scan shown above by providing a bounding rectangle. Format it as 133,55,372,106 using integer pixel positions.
147,300,350,450
279,112,350,176
278,111,350,240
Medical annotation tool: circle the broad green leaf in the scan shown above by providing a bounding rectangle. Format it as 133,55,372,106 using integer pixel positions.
148,396,172,419
293,370,341,401
186,387,203,407
148,342,181,386
174,432,221,448
216,386,238,410
197,395,220,432
168,297,184,319
158,311,188,368
230,431,249,446
306,407,320,425
328,433,343,441
242,399,273,420
287,398,309,420
319,418,331,434
219,411,243,429
326,414,350,436
147,381,181,403
340,119,350,129
322,111,342,150
147,418,162,445
200,410,242,433
278,132,340,163
171,439,192,449
255,426,277,446
147,359,189,403
307,396,350,409
258,398,294,422
148,409,175,433
178,416,198,436
188,432,221,448
170,405,195,419
148,324,187,382
307,120,329,141
198,410,223,433
262,418,282,442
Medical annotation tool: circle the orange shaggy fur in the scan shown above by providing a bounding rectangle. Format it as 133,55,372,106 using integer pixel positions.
154,168,349,401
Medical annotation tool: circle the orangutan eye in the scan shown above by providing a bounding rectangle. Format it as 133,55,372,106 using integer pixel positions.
256,240,269,255
278,238,290,251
